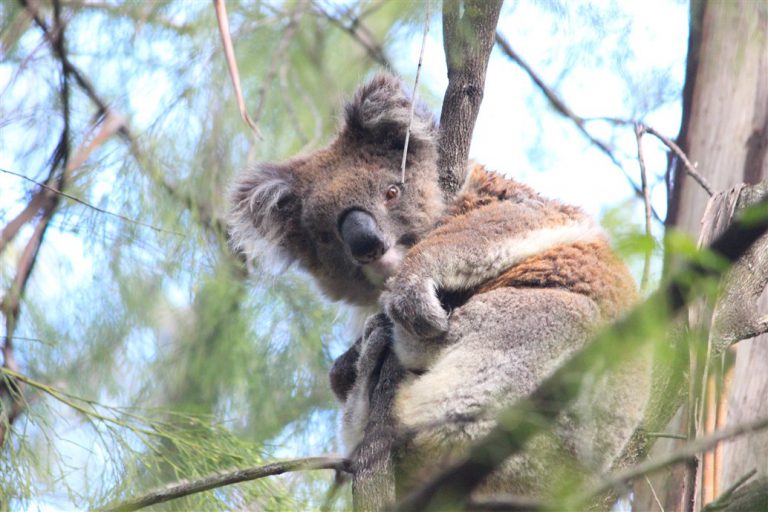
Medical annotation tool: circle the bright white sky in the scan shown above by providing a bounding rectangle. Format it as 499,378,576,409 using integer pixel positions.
409,0,686,223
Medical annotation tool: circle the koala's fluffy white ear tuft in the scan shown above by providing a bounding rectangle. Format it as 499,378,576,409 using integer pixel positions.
227,163,303,269
343,73,437,152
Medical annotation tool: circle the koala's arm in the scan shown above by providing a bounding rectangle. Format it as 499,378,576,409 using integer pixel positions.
382,199,603,370
329,337,361,402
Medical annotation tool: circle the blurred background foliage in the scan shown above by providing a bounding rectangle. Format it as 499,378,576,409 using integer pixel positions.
0,0,685,509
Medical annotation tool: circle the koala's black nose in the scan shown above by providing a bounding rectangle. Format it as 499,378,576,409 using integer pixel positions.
339,209,388,263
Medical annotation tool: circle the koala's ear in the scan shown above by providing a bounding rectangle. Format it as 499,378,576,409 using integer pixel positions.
228,163,304,267
342,73,437,152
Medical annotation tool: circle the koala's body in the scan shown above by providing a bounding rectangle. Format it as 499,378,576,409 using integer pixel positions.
229,74,649,500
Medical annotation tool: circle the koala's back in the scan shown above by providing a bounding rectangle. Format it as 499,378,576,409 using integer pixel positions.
391,165,649,499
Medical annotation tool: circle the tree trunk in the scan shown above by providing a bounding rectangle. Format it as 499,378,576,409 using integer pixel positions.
634,2,768,511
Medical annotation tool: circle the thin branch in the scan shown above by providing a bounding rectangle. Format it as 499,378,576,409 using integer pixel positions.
641,124,714,196
313,2,392,69
400,0,430,184
495,32,663,223
644,432,689,440
21,0,121,134
2,0,72,447
635,123,654,292
213,0,262,139
645,476,666,512
702,468,757,512
0,167,184,236
104,456,351,512
573,419,768,507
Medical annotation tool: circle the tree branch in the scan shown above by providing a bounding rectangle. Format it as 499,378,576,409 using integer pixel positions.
437,0,503,196
635,123,654,292
707,181,768,349
313,3,392,69
0,167,183,236
572,417,768,507
104,456,351,512
495,32,664,223
213,0,262,139
642,123,714,196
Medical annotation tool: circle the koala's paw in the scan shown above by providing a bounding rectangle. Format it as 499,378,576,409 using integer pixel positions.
382,276,448,339
329,340,360,402
356,313,393,378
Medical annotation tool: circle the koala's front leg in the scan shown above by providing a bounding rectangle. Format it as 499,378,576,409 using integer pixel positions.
329,338,361,403
341,313,395,448
380,273,449,371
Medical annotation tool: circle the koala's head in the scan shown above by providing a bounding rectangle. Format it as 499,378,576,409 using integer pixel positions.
229,73,445,307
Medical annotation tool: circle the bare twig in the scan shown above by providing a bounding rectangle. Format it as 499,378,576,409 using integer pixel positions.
573,420,768,507
495,32,663,222
645,476,666,512
400,0,430,184
0,167,184,236
644,432,689,440
635,123,654,292
213,0,262,139
104,456,351,512
641,124,713,196
313,2,392,69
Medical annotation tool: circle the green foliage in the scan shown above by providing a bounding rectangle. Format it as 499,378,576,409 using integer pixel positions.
0,0,416,508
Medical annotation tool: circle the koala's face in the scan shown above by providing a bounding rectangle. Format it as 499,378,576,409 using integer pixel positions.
229,74,444,307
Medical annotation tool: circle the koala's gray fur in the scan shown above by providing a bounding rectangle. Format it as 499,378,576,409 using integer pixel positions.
229,73,650,502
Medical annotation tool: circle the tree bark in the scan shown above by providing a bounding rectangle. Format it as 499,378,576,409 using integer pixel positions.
350,3,503,510
437,0,503,196
635,2,768,510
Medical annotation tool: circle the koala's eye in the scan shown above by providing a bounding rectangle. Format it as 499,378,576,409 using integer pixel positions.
384,185,400,204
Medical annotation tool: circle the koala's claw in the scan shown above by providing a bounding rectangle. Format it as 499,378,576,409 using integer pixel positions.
382,277,449,339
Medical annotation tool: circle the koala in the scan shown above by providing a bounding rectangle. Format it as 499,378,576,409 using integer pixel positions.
229,73,650,501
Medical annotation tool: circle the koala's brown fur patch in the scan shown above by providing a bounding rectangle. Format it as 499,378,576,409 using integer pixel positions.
478,241,637,320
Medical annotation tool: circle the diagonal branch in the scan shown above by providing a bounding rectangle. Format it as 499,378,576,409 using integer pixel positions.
641,123,713,196
572,416,768,507
313,2,392,69
0,167,183,236
213,0,262,139
495,32,663,223
21,0,226,241
104,456,350,512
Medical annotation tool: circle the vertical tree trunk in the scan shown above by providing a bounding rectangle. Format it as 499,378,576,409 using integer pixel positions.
634,2,768,511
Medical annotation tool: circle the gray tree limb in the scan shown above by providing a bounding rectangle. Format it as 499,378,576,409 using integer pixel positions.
437,0,503,196
104,456,350,512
